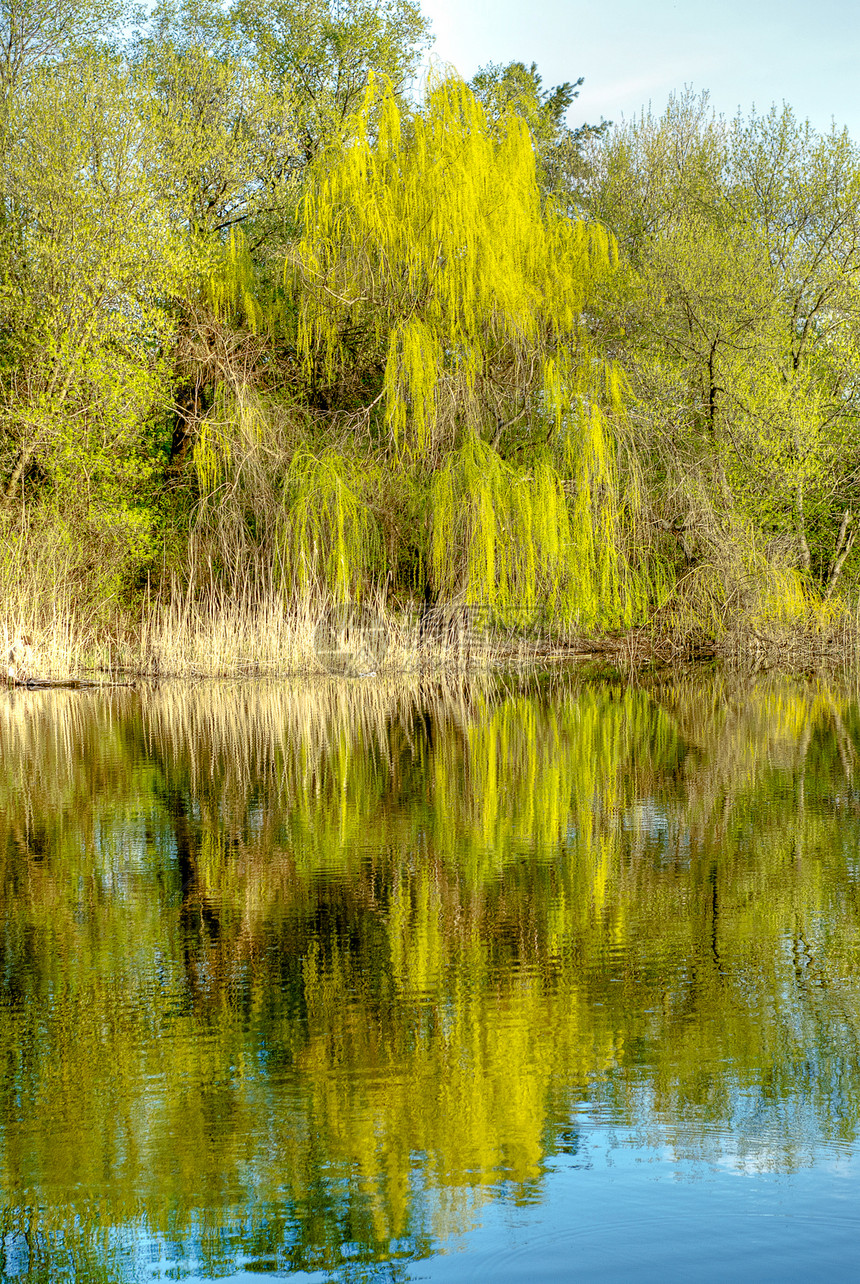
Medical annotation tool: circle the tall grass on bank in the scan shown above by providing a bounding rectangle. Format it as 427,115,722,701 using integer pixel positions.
0,506,119,680
0,500,552,678
0,578,550,681
3,578,860,681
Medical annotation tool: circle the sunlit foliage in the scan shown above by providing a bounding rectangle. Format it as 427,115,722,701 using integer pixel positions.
586,93,860,609
266,75,640,621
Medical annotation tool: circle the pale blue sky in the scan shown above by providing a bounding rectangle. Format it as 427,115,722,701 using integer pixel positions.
419,0,860,136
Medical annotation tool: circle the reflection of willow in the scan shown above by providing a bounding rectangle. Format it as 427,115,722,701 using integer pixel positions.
2,675,860,1270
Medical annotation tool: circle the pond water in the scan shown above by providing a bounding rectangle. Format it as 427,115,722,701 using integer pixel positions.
2,671,860,1281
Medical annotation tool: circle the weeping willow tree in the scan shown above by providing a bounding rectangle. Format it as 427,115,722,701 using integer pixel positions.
194,74,649,625
279,74,648,625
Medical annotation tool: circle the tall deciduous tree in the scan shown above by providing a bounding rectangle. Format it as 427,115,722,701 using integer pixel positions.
0,0,130,95
198,75,646,625
131,0,298,241
586,93,860,597
232,0,431,161
0,55,186,602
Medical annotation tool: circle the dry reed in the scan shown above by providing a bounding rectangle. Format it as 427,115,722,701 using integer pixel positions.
0,579,557,683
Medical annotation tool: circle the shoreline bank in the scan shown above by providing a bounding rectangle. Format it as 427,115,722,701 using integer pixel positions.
3,602,857,686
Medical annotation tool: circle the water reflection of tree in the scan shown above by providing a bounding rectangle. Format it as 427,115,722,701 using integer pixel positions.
1,674,860,1275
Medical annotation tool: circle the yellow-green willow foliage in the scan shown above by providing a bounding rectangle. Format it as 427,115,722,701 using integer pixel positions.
285,74,645,625
279,449,385,598
293,74,618,417
203,229,268,333
203,228,292,337
187,383,387,601
429,375,642,626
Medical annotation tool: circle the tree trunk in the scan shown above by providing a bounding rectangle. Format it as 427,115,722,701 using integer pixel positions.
795,483,812,575
824,508,854,601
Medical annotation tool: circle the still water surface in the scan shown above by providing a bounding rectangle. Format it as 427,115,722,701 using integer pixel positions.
2,671,860,1280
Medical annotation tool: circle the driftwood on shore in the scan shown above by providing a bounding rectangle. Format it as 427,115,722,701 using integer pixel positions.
5,638,135,690
6,676,136,690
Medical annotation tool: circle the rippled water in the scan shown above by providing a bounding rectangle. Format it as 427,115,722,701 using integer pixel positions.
2,671,860,1281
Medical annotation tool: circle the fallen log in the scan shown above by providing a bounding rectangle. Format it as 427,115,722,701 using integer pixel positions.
6,676,136,690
